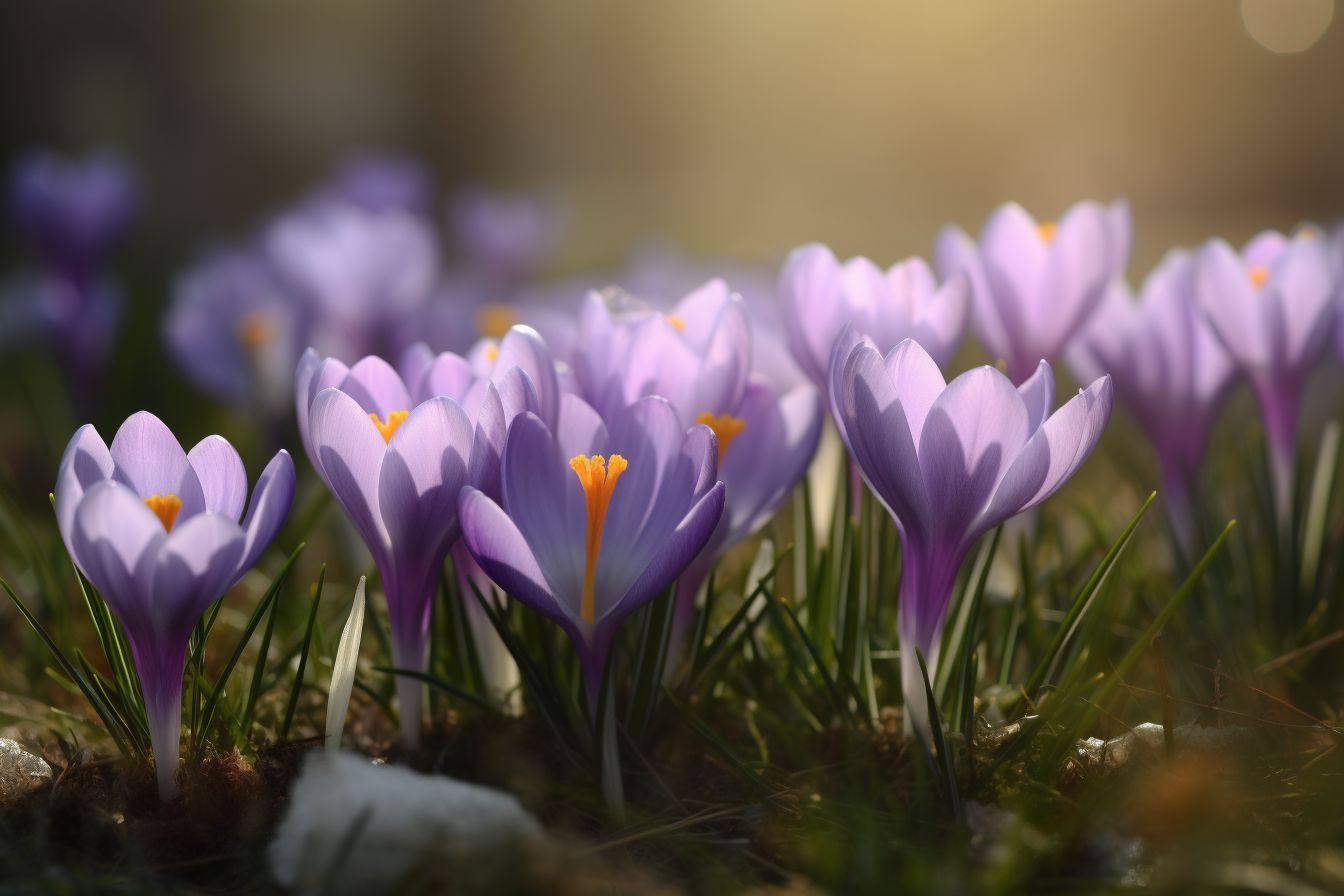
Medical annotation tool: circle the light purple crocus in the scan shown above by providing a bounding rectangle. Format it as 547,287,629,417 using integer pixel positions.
296,349,482,746
164,246,299,416
830,334,1112,741
326,153,433,216
935,200,1131,384
54,413,295,800
1070,249,1235,550
449,186,559,284
778,244,970,388
458,397,726,703
267,201,440,361
1194,228,1338,523
10,149,137,278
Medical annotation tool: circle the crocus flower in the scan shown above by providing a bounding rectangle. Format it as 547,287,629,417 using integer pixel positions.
326,153,433,216
267,201,440,362
935,200,1131,384
458,397,726,702
1070,249,1235,551
54,413,295,799
297,348,482,745
1193,228,1337,523
830,334,1112,740
449,186,559,284
9,148,137,279
778,244,970,387
164,247,299,416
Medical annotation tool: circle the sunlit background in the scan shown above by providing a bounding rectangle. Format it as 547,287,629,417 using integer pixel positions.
2,1,1341,276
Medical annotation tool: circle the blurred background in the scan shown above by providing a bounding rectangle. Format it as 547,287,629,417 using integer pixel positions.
2,0,1341,275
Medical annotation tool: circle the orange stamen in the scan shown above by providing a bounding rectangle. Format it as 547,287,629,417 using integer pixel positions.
695,413,746,463
568,454,629,625
144,494,183,532
475,303,520,340
1248,266,1269,289
1036,221,1058,244
484,344,500,363
665,315,686,333
369,410,410,443
236,312,273,350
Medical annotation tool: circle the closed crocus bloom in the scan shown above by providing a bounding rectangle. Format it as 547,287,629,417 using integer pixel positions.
9,148,137,277
574,280,753,425
1194,228,1338,521
449,186,560,283
54,413,295,800
935,199,1131,384
830,334,1112,741
1071,250,1235,549
778,244,970,387
267,201,440,361
458,397,726,702
296,350,477,746
164,247,299,415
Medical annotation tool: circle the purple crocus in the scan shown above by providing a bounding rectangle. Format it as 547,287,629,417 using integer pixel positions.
326,153,433,216
267,201,440,362
296,349,481,746
830,334,1112,740
53,413,295,800
1193,228,1338,523
778,244,970,387
449,186,559,284
935,200,1131,384
1070,249,1235,550
164,246,299,416
458,397,726,703
9,149,137,278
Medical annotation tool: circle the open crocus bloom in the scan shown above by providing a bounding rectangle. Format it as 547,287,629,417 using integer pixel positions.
1194,228,1338,523
458,396,725,703
777,244,970,387
1071,249,1235,550
54,412,295,800
935,199,1131,384
296,350,477,745
829,334,1112,741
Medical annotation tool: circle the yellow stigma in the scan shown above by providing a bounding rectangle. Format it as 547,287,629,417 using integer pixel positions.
369,410,410,443
696,412,746,463
1248,266,1269,289
236,312,273,350
665,314,686,333
569,454,628,625
485,344,500,363
1036,221,1058,244
144,494,183,532
475,303,520,340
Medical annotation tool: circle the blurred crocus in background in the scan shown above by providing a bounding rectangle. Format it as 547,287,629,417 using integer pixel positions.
1194,227,1338,525
6,149,138,394
829,334,1112,741
449,185,560,288
1070,249,1236,552
777,244,970,387
53,412,295,800
323,152,434,217
458,397,725,703
296,350,477,746
935,199,1131,384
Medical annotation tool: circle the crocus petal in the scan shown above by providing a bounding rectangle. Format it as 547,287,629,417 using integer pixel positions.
605,482,725,623
378,397,473,572
54,423,114,551
238,450,297,573
500,412,585,605
340,356,412,417
978,375,1113,532
398,342,435,398
911,270,971,368
414,351,475,404
187,435,247,522
1196,239,1266,368
70,481,165,625
917,365,1029,540
1270,238,1336,368
108,412,206,518
458,486,567,625
1016,360,1055,434
296,348,349,463
308,387,390,555
494,326,560,428
556,392,607,458
150,512,247,638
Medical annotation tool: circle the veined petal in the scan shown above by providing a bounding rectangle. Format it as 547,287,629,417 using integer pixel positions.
340,355,412,417
309,387,390,555
109,411,206,519
379,397,473,567
1016,360,1055,435
187,435,247,522
70,481,166,635
54,423,114,553
494,325,560,428
151,512,247,640
458,486,568,625
500,412,585,601
238,450,296,573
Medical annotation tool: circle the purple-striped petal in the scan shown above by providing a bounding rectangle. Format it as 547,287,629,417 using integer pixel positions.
109,412,206,520
458,486,566,625
54,423,114,553
187,436,247,522
239,450,296,573
308,387,390,555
